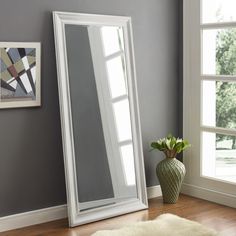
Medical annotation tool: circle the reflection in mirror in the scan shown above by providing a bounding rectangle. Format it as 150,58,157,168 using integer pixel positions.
65,24,136,211
53,12,147,227
106,56,127,98
101,26,124,56
65,25,115,211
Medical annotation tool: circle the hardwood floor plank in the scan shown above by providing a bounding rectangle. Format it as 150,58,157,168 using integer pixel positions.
1,194,236,236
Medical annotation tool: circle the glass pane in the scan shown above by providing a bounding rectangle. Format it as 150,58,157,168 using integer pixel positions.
202,0,236,24
120,144,136,186
101,26,124,56
202,28,236,75
202,81,216,126
202,132,236,183
113,99,132,142
202,81,236,129
106,56,127,98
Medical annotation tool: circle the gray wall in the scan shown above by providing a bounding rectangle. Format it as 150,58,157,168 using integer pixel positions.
65,25,114,202
0,0,180,216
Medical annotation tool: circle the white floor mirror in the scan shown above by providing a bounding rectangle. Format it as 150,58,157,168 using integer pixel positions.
53,11,148,227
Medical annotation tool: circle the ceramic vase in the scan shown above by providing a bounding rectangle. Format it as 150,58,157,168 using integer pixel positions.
156,157,186,203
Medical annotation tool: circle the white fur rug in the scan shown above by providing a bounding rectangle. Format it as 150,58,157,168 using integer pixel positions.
92,213,218,236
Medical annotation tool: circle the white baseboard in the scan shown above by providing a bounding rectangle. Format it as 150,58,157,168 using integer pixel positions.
0,204,67,233
181,183,236,208
147,185,162,199
0,185,162,233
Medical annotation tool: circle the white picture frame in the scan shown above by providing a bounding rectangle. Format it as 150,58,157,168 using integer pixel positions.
0,42,41,108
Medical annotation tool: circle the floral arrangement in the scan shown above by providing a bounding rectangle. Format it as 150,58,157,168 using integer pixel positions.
151,134,191,158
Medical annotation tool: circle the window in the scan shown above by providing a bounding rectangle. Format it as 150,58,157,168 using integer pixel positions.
184,0,236,202
200,0,236,183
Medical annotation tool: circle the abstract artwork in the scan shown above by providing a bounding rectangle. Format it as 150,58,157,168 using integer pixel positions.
0,42,41,108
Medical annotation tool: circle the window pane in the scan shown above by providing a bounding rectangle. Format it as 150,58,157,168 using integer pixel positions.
202,0,236,24
202,132,236,183
106,56,127,98
202,28,236,75
202,81,236,130
202,81,216,127
120,144,136,186
113,99,132,142
101,26,124,56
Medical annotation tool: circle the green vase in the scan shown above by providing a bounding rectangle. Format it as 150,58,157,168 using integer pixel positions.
156,157,186,204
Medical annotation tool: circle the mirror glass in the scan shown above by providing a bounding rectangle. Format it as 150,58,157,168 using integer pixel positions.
65,24,137,211
53,12,147,226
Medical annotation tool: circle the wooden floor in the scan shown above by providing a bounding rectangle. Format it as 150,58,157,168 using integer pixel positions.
1,194,236,236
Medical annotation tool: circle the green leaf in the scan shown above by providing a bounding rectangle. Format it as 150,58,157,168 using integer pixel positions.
170,136,176,149
174,142,183,153
151,142,165,151
151,142,159,149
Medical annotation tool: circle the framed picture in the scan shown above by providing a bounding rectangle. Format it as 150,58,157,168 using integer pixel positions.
0,42,41,108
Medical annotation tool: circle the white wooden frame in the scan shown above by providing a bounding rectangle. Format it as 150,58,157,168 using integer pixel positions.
183,0,236,207
0,42,41,108
53,11,148,227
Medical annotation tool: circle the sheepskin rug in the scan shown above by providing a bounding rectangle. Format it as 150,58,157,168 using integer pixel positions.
92,213,218,236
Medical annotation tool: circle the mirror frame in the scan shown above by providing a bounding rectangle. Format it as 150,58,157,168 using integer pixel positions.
53,11,148,227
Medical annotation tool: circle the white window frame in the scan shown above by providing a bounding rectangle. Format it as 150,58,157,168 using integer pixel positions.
183,0,236,208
